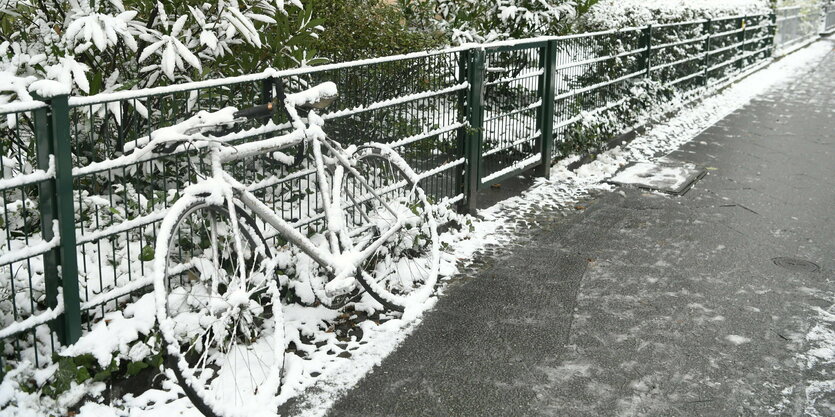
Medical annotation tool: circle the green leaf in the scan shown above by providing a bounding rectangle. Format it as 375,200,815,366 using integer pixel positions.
149,353,164,368
90,72,103,95
126,360,150,376
75,365,91,384
93,368,112,382
138,245,155,262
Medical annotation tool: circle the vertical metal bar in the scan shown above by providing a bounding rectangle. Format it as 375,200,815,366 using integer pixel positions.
643,24,653,78
537,40,557,179
703,19,712,87
261,77,274,105
737,16,747,70
462,48,485,214
48,95,82,345
770,12,778,57
456,51,468,211
33,103,64,342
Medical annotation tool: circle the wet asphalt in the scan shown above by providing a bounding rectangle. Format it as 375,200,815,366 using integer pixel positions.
314,40,835,416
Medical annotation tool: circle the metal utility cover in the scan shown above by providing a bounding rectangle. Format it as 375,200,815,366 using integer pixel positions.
608,161,706,195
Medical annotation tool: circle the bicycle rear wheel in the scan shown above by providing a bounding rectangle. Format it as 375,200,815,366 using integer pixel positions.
154,197,283,417
343,143,439,312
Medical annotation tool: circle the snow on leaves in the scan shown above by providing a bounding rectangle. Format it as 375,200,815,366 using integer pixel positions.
138,13,202,82
428,0,577,44
0,0,313,104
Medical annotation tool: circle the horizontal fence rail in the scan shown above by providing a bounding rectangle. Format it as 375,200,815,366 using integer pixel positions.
0,5,831,371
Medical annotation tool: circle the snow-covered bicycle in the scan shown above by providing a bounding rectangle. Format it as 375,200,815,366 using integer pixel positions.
140,81,439,417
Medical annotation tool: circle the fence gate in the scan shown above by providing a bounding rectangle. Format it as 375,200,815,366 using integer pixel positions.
461,40,556,212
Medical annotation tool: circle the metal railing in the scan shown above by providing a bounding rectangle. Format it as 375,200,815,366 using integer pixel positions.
0,7,827,371
824,3,835,33
774,5,825,55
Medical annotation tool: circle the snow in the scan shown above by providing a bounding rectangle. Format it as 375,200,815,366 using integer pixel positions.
584,0,770,29
724,334,752,345
0,155,55,192
27,80,71,98
0,100,47,114
61,293,156,367
609,162,697,191
0,297,63,340
0,219,59,268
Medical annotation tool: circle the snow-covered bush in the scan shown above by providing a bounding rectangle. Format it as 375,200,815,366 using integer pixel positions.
580,0,771,30
550,0,773,157
414,0,578,44
0,0,324,104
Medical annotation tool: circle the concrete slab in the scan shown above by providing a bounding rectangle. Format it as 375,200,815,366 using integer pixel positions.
608,161,707,195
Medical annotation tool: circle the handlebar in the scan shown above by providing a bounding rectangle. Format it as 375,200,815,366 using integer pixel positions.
233,102,275,120
124,81,338,161
231,81,338,122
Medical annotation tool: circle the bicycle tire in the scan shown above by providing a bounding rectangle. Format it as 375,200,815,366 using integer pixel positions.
343,143,440,312
154,196,284,417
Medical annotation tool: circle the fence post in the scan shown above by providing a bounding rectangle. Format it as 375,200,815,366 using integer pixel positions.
46,95,82,345
643,24,653,78
455,51,468,213
737,16,747,70
703,18,712,87
537,40,557,179
770,12,778,56
461,48,485,214
32,103,64,343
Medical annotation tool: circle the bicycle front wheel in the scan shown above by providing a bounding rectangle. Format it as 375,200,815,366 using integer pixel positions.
154,197,284,417
343,143,440,312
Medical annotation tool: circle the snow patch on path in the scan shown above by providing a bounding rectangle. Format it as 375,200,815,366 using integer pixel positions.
725,335,752,345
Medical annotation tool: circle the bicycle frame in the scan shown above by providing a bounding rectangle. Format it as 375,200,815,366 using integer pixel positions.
194,119,411,294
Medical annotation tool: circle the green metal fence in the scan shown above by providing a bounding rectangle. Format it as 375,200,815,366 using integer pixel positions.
826,3,835,33
774,5,826,55
0,9,822,370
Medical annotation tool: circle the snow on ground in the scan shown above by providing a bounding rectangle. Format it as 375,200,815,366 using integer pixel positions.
2,36,832,417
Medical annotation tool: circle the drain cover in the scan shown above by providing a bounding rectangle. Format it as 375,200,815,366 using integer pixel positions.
607,161,706,195
772,257,820,273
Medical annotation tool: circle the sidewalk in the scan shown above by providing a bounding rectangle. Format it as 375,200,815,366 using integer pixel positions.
308,39,834,416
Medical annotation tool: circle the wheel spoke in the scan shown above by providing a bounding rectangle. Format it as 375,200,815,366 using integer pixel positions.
160,200,283,415
347,146,439,311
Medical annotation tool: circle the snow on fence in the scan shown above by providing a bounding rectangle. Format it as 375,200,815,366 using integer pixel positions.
0,8,827,372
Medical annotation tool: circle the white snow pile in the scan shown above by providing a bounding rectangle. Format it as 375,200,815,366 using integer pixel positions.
584,0,771,29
